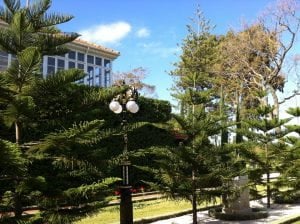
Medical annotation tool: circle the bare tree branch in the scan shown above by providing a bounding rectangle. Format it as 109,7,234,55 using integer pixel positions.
279,90,300,104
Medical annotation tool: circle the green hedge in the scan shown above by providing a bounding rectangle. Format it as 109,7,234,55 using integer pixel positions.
273,190,300,204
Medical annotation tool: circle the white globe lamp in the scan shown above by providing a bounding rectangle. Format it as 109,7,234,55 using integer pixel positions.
109,101,122,113
126,100,139,113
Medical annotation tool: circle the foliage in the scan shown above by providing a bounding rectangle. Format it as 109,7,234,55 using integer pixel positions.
240,105,292,208
273,190,300,204
167,6,231,223
219,0,300,119
95,123,176,186
273,107,300,195
0,139,26,178
134,97,171,123
25,120,120,221
0,0,78,144
170,7,220,115
0,0,78,55
113,67,156,97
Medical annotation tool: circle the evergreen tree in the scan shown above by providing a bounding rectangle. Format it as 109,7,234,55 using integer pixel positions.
138,89,223,224
241,105,291,208
25,120,119,223
167,7,225,223
0,0,79,220
169,7,220,115
0,139,26,219
273,107,300,202
0,0,79,144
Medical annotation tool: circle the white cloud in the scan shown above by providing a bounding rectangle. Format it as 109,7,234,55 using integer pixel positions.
136,28,150,38
79,21,131,45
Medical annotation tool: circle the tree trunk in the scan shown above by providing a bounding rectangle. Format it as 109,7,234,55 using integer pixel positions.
14,123,23,218
15,121,20,145
269,86,279,118
266,169,271,208
192,189,197,224
192,170,197,224
13,193,23,219
220,85,228,146
265,140,271,208
235,91,243,144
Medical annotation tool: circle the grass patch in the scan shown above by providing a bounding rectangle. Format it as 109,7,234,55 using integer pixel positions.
75,198,218,224
271,215,300,224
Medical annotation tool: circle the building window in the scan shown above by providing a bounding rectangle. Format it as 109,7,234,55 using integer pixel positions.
77,52,84,62
47,57,55,74
77,63,84,70
0,52,8,57
95,57,102,66
57,59,65,71
0,52,8,71
87,66,94,86
68,51,76,60
87,55,94,64
94,67,101,86
68,61,75,69
105,70,110,87
76,63,84,84
104,59,111,68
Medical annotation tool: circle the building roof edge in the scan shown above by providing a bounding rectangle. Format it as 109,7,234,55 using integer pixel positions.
72,38,120,59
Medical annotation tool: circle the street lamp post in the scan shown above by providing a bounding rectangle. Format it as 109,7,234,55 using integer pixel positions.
109,84,139,224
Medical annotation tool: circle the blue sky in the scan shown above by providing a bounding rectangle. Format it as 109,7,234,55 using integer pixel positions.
16,0,299,113
43,0,277,105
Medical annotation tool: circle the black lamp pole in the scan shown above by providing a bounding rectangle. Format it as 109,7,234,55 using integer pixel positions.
120,102,133,224
109,84,139,224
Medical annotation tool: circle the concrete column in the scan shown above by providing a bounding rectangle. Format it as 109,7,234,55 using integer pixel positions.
223,175,251,214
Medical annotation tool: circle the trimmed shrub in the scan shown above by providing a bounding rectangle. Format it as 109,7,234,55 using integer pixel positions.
273,190,300,204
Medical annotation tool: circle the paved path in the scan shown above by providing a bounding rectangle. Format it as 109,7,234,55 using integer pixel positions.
151,200,300,224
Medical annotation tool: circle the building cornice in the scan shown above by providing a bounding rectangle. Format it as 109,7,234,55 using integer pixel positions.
69,38,120,60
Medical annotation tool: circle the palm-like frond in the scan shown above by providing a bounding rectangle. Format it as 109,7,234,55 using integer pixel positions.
0,74,15,102
6,47,41,92
39,177,120,224
26,0,74,29
0,28,15,52
63,177,119,205
39,13,74,27
26,0,50,21
0,0,79,56
39,68,85,89
36,32,79,55
245,117,292,133
1,95,36,128
52,157,101,176
286,107,300,117
4,0,20,12
0,11,35,53
29,120,105,154
83,85,128,105
0,0,21,23
0,139,26,178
